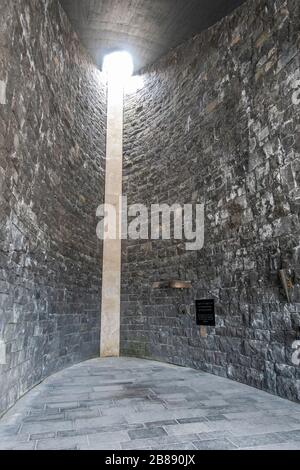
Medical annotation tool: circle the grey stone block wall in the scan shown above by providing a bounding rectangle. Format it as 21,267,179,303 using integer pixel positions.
122,0,300,402
0,0,106,415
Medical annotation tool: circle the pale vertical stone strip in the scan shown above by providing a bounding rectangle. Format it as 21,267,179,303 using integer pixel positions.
0,80,7,104
100,79,123,357
0,340,6,364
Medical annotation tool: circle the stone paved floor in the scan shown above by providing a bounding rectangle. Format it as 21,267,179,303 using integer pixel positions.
0,357,300,450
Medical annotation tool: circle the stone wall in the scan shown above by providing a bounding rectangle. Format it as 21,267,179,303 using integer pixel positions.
0,0,106,415
122,0,300,402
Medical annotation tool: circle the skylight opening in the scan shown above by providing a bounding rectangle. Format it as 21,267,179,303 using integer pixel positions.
102,51,134,81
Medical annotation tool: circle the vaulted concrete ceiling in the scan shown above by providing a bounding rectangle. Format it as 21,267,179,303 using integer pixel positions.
60,0,246,73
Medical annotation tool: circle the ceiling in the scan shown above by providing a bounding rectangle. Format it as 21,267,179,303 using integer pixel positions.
60,0,246,73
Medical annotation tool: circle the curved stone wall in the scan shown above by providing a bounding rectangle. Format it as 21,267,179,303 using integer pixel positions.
122,0,300,402
0,0,106,415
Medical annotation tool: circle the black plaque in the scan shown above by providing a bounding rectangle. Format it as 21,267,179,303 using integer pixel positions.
195,299,215,326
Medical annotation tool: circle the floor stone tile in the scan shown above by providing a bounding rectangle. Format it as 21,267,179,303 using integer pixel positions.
135,403,167,412
193,438,238,450
243,442,300,450
100,405,139,417
93,385,125,392
275,429,300,442
0,435,31,450
44,402,80,410
24,413,65,423
86,441,122,450
177,417,208,424
206,414,228,422
230,432,287,448
36,435,88,450
20,419,74,435
0,424,21,436
152,442,197,450
128,427,167,440
121,436,180,450
65,408,101,419
145,419,178,427
74,415,126,429
165,422,211,436
1,441,37,450
29,432,56,440
87,431,129,446
197,431,234,441
126,410,176,423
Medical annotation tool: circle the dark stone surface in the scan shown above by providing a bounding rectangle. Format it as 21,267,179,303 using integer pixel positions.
59,0,246,72
122,0,300,402
0,0,106,416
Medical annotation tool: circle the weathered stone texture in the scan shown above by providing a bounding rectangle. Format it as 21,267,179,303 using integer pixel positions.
122,0,300,402
0,0,106,415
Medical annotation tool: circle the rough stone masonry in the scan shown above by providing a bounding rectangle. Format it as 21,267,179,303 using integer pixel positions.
122,0,300,402
1,0,300,419
0,0,106,416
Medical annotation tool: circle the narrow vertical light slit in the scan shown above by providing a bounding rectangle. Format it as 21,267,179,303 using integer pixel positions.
100,52,133,357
